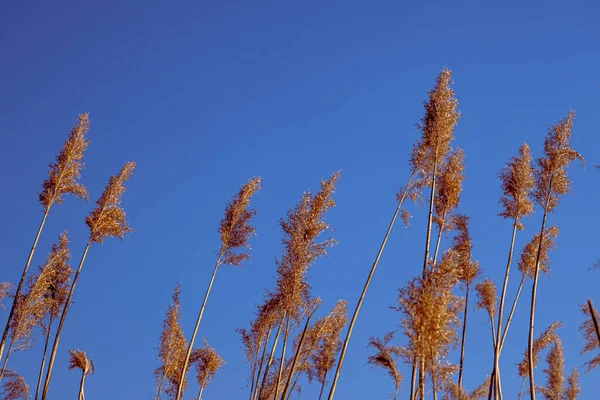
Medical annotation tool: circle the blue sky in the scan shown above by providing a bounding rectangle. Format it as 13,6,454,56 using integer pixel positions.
1,0,599,399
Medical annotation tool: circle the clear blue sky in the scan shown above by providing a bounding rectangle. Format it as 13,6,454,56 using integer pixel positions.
1,1,599,399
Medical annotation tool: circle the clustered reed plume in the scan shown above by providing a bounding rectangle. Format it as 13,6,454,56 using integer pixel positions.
366,332,402,400
41,161,135,400
490,143,534,399
536,337,580,400
0,114,90,364
0,233,72,384
193,339,224,400
67,349,93,400
527,111,582,399
175,177,261,400
1,370,29,400
0,284,12,309
579,302,600,372
155,285,187,400
516,322,562,400
330,68,460,400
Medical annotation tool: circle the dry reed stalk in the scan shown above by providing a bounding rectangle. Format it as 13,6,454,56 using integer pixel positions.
0,114,89,364
68,349,94,400
155,285,187,399
490,143,534,399
194,339,225,400
41,162,135,400
367,332,402,400
528,111,582,399
579,301,600,371
1,370,29,400
175,177,261,400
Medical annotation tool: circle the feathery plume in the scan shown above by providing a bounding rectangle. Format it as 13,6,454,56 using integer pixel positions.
367,332,402,400
39,114,90,208
86,161,136,243
564,368,580,400
518,322,562,378
0,283,11,309
194,339,225,399
68,349,94,375
579,303,600,371
40,232,73,323
155,285,187,399
499,143,535,228
538,338,564,400
1,370,29,400
434,148,465,232
452,215,479,285
475,279,497,320
517,227,559,279
532,110,583,212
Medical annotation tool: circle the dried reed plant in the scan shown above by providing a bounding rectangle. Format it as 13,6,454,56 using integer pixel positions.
41,162,135,400
367,332,402,400
0,114,89,364
491,143,534,399
175,177,261,400
444,375,492,400
193,339,225,400
1,370,29,400
68,349,94,400
537,339,563,400
0,283,11,309
517,322,562,400
475,279,497,345
527,111,582,399
563,369,580,400
329,68,459,400
272,172,339,400
155,285,187,400
579,302,600,372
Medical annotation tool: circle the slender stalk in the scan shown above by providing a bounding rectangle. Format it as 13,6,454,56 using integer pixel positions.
318,371,328,400
500,274,525,352
288,372,301,400
458,282,470,391
327,172,415,400
41,238,92,400
78,372,86,400
176,252,224,400
517,377,526,400
422,157,439,274
432,214,447,267
258,320,283,399
0,338,15,381
35,315,54,400
432,367,438,400
409,357,416,400
588,300,600,345
491,222,518,400
528,184,552,400
0,207,50,362
197,384,205,400
252,329,272,400
487,315,497,400
281,309,317,400
274,315,291,400
418,360,425,400
156,376,166,400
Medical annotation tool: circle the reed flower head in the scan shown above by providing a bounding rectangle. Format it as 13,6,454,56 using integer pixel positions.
40,232,72,324
532,110,583,212
475,279,497,319
434,148,465,230
1,370,29,400
517,321,562,378
499,143,534,229
68,349,94,376
194,339,225,391
86,161,135,243
276,171,340,322
39,114,90,209
367,332,402,395
451,215,479,284
537,338,564,400
310,300,348,386
219,177,261,266
517,227,559,279
564,368,580,400
155,285,187,398
0,282,11,309
579,303,600,371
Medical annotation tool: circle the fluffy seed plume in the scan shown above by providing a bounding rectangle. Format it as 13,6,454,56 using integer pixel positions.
452,215,479,284
475,279,497,319
276,171,341,322
538,339,564,399
0,283,11,309
532,110,583,213
85,162,135,243
39,114,90,208
517,321,562,378
564,368,580,400
499,143,535,229
68,349,94,376
155,285,187,399
579,303,600,371
434,148,465,231
194,339,225,393
1,370,29,400
41,232,73,324
219,177,261,266
367,332,402,399
517,227,559,279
